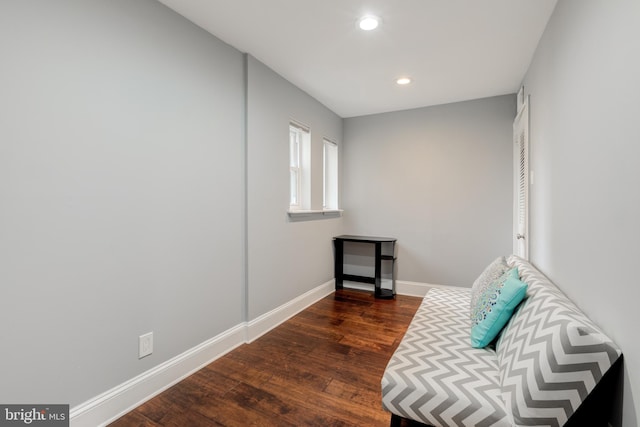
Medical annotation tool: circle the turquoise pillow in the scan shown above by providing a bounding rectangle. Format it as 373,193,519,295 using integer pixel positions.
470,268,528,348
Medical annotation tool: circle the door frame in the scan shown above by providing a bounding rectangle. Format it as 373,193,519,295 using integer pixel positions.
513,91,530,259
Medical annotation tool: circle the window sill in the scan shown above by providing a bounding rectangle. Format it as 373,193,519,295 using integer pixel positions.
287,209,343,222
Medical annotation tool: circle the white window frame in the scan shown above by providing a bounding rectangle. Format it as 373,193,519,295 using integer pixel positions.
323,139,338,210
289,122,310,211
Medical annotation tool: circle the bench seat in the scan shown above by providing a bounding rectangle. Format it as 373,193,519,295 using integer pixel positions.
382,256,622,427
381,287,511,426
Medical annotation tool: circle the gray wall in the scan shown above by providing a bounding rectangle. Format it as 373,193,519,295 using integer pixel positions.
0,0,345,408
522,1,640,425
246,56,343,320
343,95,516,286
0,0,245,406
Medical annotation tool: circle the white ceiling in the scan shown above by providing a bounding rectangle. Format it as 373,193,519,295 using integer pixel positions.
157,0,557,118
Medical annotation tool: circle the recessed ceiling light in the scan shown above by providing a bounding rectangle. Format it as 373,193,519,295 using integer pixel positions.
358,15,380,31
396,77,412,85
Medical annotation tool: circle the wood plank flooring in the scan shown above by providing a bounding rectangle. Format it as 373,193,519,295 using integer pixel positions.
109,289,423,427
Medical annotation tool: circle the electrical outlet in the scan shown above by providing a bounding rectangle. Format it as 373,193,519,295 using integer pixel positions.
139,332,153,359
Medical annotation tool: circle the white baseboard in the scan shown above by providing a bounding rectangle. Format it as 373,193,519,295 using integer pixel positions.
245,279,335,342
396,280,431,297
70,323,246,427
342,279,459,298
341,281,374,292
396,280,459,297
70,279,335,427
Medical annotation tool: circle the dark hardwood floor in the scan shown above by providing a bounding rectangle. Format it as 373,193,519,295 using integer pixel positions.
109,289,422,427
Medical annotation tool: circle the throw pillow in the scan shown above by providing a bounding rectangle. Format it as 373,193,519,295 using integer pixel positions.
470,256,510,312
470,267,528,348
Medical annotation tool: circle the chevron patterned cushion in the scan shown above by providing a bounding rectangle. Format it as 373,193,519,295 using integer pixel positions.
496,256,622,427
381,287,511,427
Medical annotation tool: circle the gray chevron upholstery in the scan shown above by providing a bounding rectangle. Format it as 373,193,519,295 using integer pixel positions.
381,287,511,427
496,256,622,426
381,256,622,427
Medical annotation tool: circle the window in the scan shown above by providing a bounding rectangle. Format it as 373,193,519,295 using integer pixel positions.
287,121,341,220
323,139,338,210
289,123,310,210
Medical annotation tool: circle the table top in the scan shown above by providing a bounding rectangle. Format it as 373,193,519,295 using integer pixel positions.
333,234,396,243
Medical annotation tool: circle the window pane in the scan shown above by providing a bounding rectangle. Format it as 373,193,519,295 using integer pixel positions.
323,140,338,209
290,168,298,205
290,130,299,168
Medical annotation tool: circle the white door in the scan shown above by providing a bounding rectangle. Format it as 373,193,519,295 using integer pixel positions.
513,94,529,259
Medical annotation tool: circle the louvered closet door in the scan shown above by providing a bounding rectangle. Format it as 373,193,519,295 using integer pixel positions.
513,95,529,259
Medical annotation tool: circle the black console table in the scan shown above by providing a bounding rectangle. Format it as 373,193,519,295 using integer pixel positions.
333,235,397,299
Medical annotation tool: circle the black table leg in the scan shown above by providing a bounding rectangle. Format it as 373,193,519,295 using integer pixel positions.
334,239,344,289
374,242,382,297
